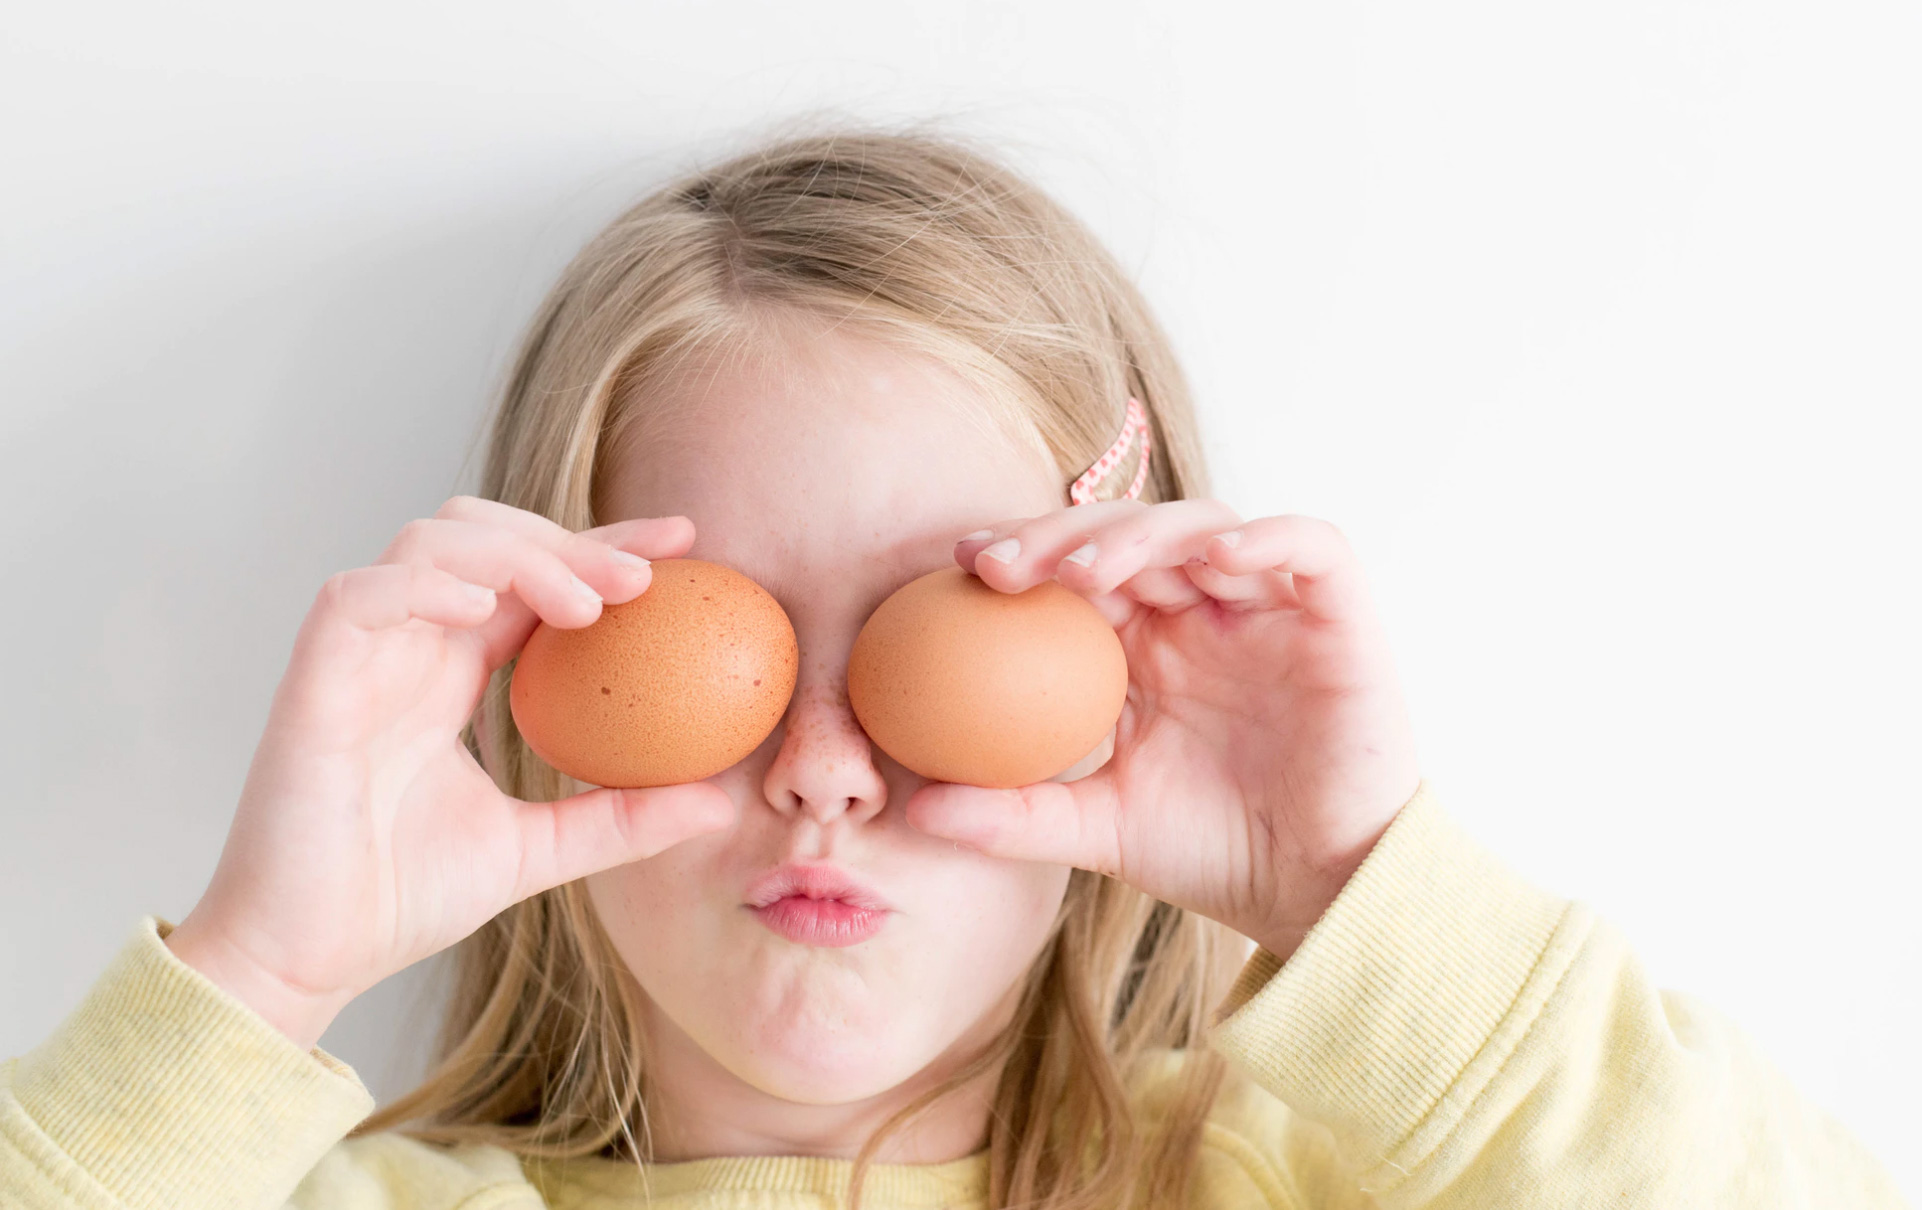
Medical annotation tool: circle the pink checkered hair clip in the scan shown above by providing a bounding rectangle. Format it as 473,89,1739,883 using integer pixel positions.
1069,395,1152,506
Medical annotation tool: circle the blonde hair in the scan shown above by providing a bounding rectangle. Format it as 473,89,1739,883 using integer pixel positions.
350,114,1250,1209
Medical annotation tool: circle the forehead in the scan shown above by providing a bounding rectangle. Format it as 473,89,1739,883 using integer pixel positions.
600,327,1062,606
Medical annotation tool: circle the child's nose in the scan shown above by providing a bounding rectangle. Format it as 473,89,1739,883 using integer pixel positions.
761,676,888,827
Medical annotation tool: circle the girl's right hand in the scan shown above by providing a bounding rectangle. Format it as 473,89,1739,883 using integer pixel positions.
163,496,736,1051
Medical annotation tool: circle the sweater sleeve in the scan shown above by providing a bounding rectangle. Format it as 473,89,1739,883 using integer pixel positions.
0,915,536,1210
1200,778,1910,1208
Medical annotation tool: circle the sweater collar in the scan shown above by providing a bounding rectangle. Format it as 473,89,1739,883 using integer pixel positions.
522,1147,990,1208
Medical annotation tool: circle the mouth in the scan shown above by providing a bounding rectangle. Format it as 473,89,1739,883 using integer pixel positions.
749,896,889,947
744,863,893,947
744,863,892,911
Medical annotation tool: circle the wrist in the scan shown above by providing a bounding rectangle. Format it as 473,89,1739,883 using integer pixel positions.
163,917,348,1052
1251,925,1312,967
1249,849,1376,966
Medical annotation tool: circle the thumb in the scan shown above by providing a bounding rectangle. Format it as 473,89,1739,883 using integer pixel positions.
511,781,737,900
904,773,1122,878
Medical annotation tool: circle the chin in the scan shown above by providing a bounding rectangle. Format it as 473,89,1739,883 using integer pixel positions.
721,1008,930,1105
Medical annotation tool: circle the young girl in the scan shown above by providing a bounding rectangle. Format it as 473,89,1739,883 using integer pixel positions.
2,122,1906,1210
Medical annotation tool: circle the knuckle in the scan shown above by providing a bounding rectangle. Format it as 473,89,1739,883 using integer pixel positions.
556,530,603,566
401,560,431,591
315,570,350,610
537,545,583,588
392,517,435,556
436,494,483,519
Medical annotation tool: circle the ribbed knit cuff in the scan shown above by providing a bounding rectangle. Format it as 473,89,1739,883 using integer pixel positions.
3,915,377,1210
1204,779,1588,1173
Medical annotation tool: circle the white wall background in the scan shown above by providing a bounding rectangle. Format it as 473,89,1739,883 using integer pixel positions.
3,0,1916,1198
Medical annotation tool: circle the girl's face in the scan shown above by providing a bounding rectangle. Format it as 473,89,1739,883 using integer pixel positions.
582,321,1106,1155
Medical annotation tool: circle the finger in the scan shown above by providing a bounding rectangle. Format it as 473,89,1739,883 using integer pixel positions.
952,499,1150,589
903,775,1124,879
383,517,619,634
581,512,697,553
1050,498,1248,596
285,566,500,719
432,496,699,598
979,547,1145,628
427,505,698,671
1117,562,1213,611
401,508,668,605
1202,515,1370,624
322,563,500,632
966,499,1245,598
1081,585,1141,630
436,496,694,562
1180,559,1305,612
510,781,738,901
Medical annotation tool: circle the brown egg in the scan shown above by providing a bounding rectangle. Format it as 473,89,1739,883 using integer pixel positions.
509,558,798,788
848,566,1127,789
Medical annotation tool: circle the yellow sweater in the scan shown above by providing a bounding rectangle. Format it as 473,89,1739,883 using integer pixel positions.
2,780,1907,1208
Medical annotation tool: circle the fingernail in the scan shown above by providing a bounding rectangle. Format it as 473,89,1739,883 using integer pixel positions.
980,537,1021,563
571,575,602,604
959,529,995,543
610,549,651,572
1211,530,1242,548
1064,542,1098,567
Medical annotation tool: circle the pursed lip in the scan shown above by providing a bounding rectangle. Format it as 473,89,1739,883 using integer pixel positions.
743,863,893,912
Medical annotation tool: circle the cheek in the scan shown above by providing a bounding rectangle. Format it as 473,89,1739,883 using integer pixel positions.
583,854,710,991
939,860,1074,983
575,771,741,981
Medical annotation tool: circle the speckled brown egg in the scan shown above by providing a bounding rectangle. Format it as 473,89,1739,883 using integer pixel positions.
847,566,1127,789
509,558,798,788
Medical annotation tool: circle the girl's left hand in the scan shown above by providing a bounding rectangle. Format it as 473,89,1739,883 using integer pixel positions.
903,498,1422,962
